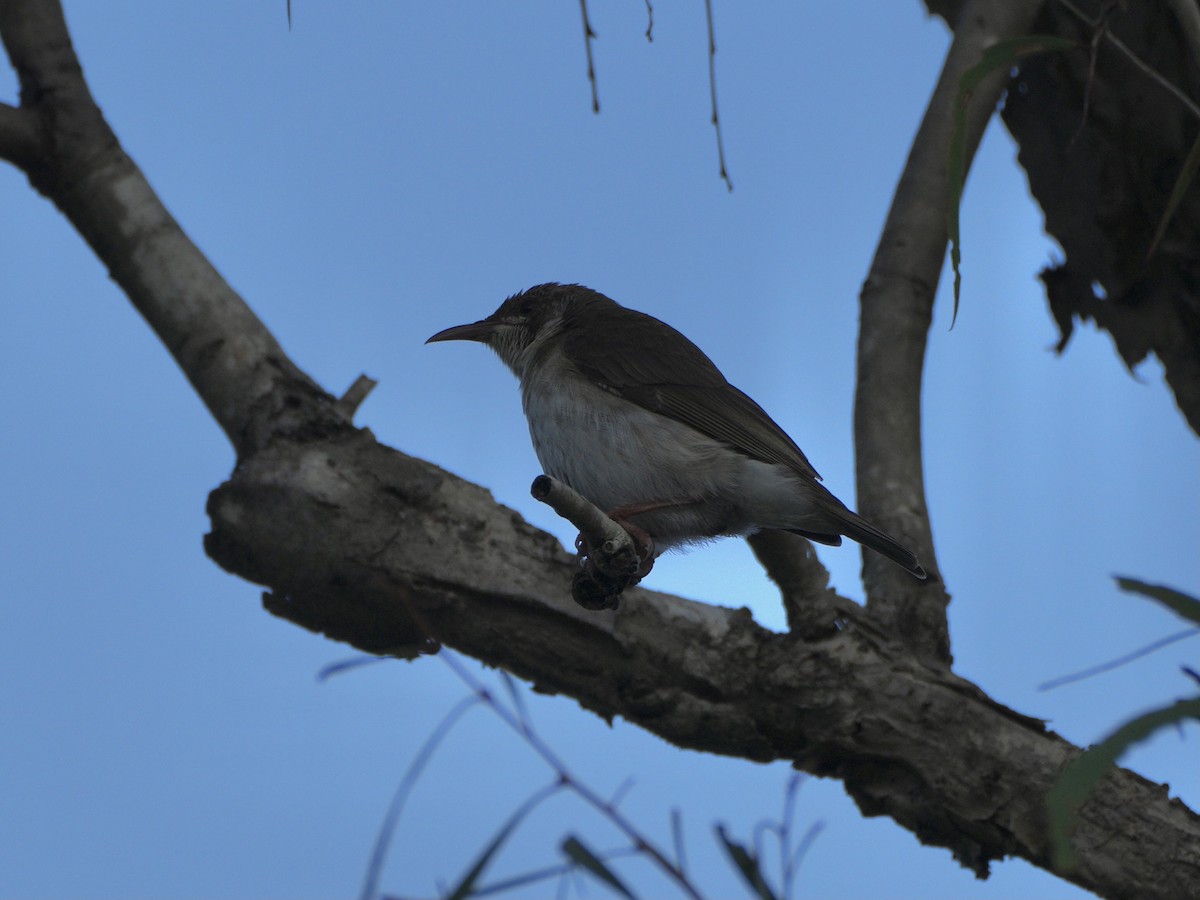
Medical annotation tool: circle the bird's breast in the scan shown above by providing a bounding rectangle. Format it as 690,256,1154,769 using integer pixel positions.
519,362,745,514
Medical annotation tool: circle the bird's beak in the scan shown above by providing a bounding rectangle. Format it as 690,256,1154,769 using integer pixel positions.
425,319,497,344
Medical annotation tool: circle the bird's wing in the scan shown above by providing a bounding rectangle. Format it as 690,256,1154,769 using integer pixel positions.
563,304,822,481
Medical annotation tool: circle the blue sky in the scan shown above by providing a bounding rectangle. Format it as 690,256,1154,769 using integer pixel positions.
1,3,1196,899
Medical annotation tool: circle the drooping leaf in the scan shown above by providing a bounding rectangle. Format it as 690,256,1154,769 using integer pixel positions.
1047,696,1200,870
1115,576,1200,626
444,782,563,900
1148,132,1200,259
561,835,637,899
948,35,1077,325
715,824,778,900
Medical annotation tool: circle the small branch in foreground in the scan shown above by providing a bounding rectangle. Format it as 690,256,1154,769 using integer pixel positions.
530,475,643,610
335,373,378,420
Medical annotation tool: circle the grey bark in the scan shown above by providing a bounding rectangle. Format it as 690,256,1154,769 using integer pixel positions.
854,0,1045,663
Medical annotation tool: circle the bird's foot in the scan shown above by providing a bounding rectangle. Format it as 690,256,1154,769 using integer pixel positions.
571,520,656,610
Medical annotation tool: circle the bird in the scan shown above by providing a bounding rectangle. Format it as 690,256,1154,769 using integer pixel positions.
427,283,926,580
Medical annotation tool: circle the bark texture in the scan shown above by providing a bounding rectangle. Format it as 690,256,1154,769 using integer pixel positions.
855,0,1045,663
203,424,1200,899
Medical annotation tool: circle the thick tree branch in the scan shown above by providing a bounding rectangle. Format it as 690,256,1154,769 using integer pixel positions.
0,0,333,456
854,0,1044,663
201,430,1200,899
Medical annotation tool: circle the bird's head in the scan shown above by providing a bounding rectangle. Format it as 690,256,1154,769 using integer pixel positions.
426,283,595,378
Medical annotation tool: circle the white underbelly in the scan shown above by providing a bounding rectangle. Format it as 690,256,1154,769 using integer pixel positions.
522,375,740,512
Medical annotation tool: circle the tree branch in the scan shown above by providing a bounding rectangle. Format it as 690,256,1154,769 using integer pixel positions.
201,428,1200,899
0,0,333,457
854,0,1045,663
746,530,846,638
0,100,41,167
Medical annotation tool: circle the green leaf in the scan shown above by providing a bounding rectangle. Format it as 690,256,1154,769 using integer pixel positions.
444,782,562,900
1047,696,1200,871
714,824,778,900
1115,576,1200,626
561,835,636,899
948,35,1077,325
1148,132,1200,259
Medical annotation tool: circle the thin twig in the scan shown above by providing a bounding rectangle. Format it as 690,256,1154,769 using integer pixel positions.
579,0,600,113
1038,628,1198,691
335,373,378,420
704,0,732,191
1070,3,1109,146
643,0,654,42
440,651,709,900
359,693,483,900
1056,0,1200,121
531,474,644,609
530,475,635,571
467,846,642,898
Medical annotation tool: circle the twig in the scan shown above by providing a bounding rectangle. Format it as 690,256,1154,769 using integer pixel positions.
335,373,378,420
464,846,642,898
704,0,732,191
578,0,600,113
1038,628,1199,691
359,694,483,900
440,651,709,900
1056,0,1200,121
0,101,41,168
531,476,633,567
530,475,643,609
643,0,654,42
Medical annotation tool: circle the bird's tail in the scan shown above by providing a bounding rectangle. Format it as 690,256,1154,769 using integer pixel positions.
788,503,927,580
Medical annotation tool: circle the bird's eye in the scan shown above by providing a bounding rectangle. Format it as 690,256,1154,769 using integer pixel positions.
519,299,534,317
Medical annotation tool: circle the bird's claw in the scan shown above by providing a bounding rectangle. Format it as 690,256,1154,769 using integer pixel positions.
571,523,655,610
